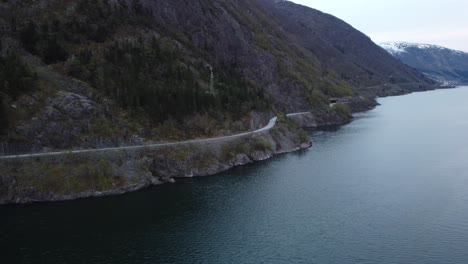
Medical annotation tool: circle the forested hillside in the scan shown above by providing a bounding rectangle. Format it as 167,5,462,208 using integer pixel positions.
0,0,434,153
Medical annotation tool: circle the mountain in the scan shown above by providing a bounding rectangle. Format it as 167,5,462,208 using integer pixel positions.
257,0,434,96
380,42,468,85
0,0,434,153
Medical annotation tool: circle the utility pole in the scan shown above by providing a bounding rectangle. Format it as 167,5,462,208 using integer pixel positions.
209,66,215,96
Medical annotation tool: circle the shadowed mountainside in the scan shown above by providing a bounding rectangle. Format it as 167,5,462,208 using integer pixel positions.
257,0,434,95
0,0,434,153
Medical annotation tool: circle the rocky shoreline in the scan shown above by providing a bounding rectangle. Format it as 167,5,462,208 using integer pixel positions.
0,114,316,205
0,94,380,205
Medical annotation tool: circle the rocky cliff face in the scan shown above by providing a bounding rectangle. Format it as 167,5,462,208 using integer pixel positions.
135,0,343,112
380,42,468,85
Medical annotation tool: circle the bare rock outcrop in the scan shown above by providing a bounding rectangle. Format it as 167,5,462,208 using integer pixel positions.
16,91,99,149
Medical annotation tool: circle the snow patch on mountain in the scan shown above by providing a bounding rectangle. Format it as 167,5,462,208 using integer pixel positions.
379,41,468,85
379,42,407,55
379,41,467,55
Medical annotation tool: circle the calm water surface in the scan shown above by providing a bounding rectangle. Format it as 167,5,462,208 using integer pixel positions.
2,87,468,264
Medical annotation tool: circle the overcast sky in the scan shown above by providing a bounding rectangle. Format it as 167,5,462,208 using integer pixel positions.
290,0,468,52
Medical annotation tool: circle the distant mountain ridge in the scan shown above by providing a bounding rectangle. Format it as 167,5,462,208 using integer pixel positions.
380,42,467,56
380,42,468,85
257,0,434,96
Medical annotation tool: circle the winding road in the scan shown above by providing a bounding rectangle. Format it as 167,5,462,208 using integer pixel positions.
0,113,309,160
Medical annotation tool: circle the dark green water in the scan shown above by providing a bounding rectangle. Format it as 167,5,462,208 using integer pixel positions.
2,87,468,264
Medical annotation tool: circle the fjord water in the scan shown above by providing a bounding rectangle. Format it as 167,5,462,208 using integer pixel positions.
2,87,468,264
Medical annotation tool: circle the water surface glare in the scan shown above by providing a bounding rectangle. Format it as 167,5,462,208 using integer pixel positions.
2,87,468,264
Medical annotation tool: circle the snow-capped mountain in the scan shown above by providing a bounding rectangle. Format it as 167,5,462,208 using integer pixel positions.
379,42,468,85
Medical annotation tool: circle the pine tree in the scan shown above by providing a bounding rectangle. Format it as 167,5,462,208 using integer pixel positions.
0,98,8,134
20,21,38,54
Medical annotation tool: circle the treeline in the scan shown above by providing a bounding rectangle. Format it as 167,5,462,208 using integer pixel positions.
0,54,37,99
71,39,269,121
17,0,153,64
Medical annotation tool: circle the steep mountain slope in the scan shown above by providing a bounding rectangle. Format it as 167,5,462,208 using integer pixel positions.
380,42,468,85
0,0,433,154
257,0,434,96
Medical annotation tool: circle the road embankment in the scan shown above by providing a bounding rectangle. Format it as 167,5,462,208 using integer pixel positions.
0,114,312,204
